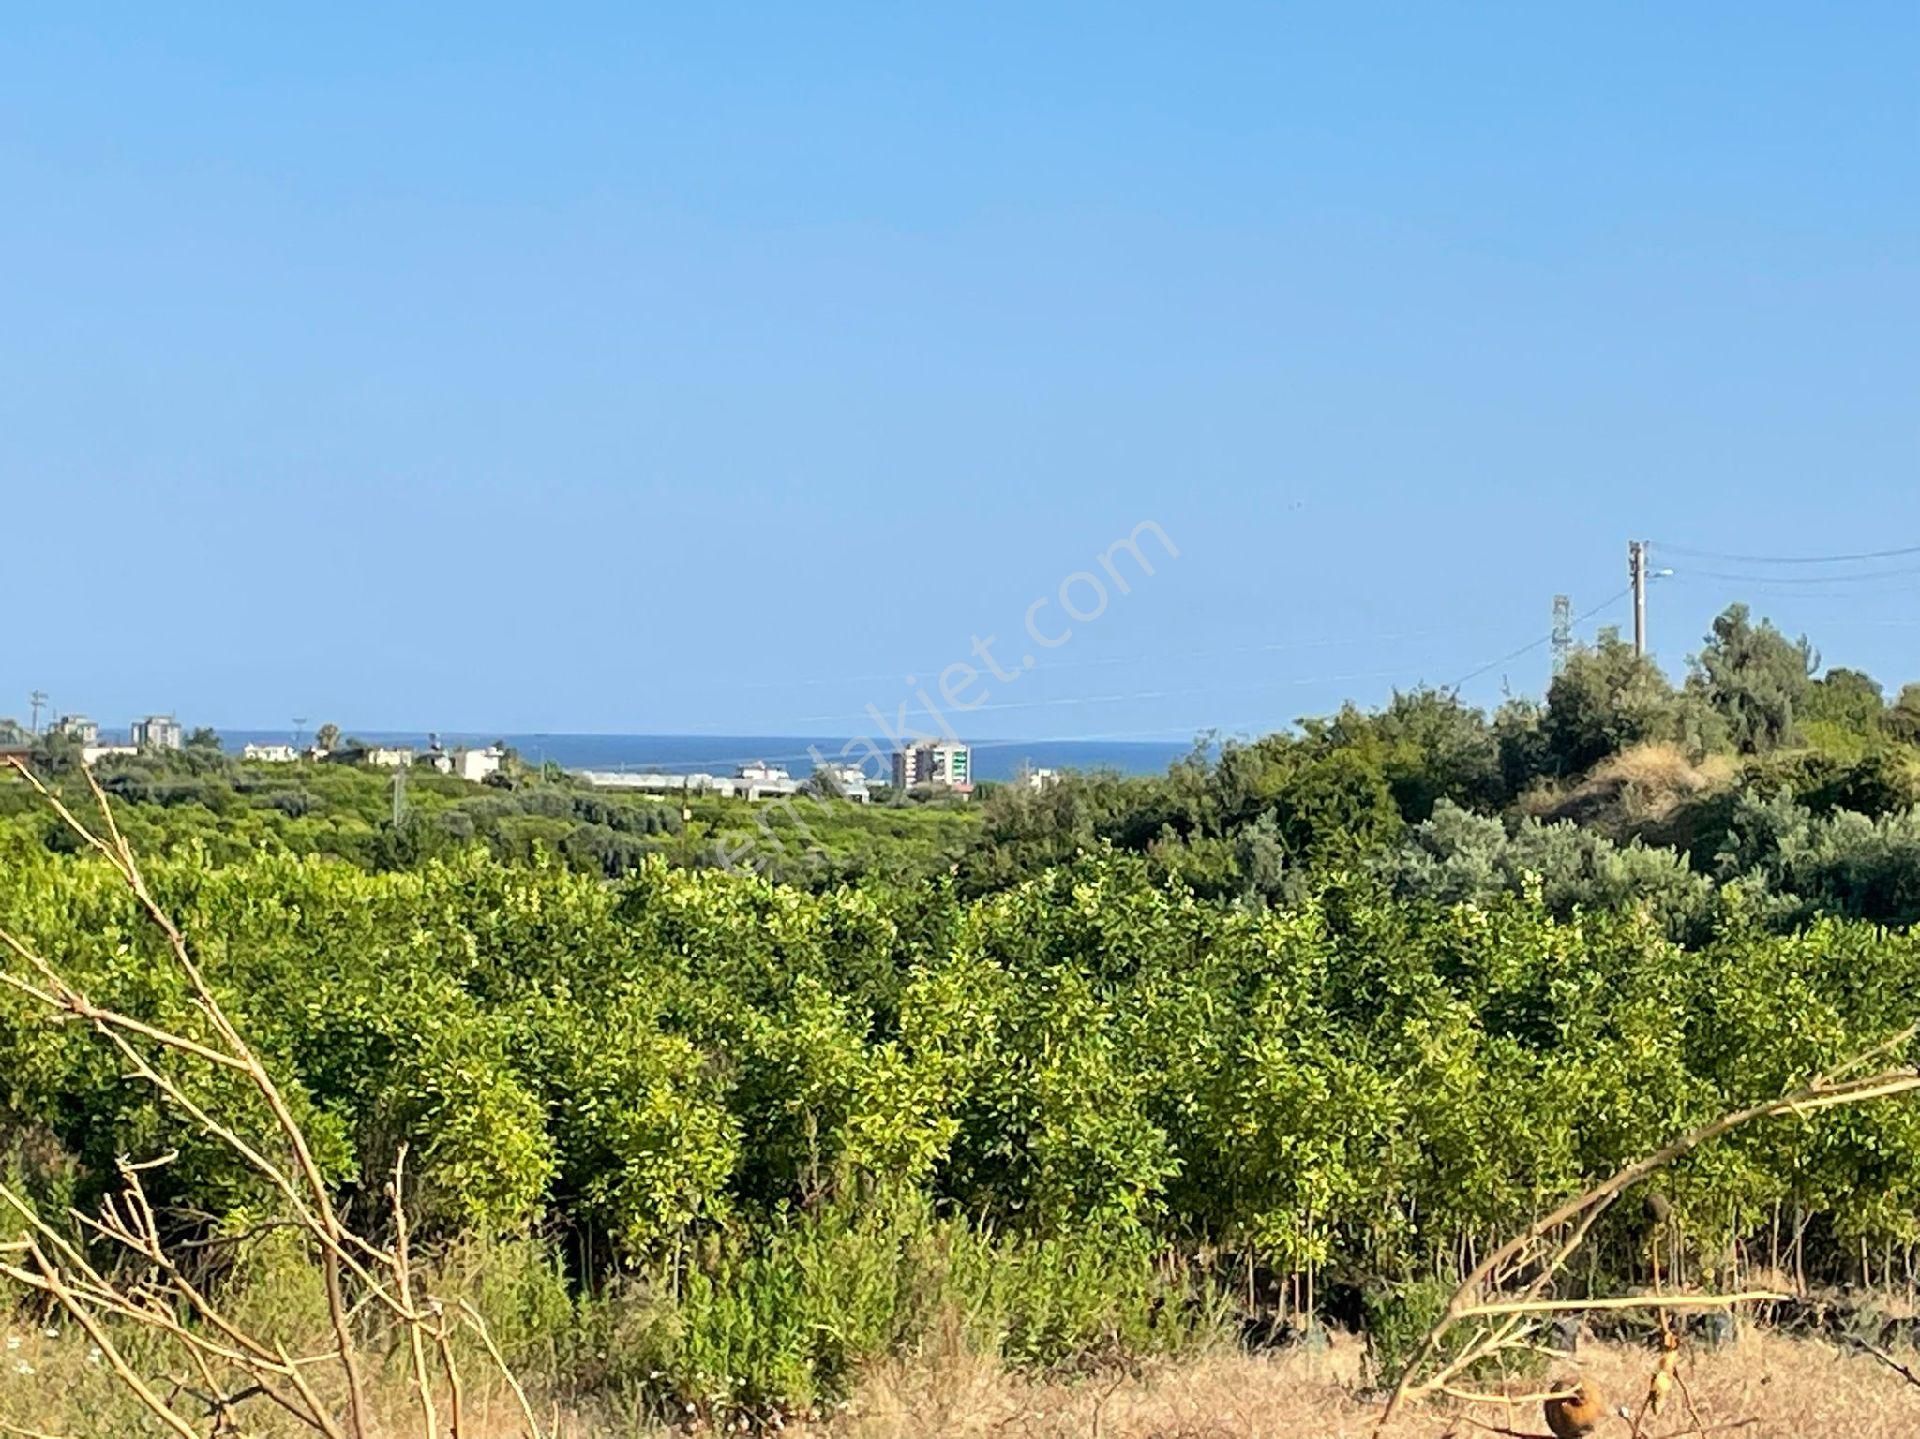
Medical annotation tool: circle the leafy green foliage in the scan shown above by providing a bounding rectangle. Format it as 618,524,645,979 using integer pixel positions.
1691,603,1817,754
1804,666,1886,734
1379,800,1716,939
11,596,1920,1411
1543,628,1716,773
10,839,1920,1304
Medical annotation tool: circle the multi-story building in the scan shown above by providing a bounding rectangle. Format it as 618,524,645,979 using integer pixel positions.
130,715,184,751
890,740,972,796
54,714,99,745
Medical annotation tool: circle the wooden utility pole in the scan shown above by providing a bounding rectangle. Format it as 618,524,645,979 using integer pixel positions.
1629,540,1650,656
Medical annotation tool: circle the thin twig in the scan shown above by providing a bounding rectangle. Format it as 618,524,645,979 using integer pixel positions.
1850,1335,1920,1389
459,1301,546,1439
393,1145,441,1439
1459,1292,1788,1320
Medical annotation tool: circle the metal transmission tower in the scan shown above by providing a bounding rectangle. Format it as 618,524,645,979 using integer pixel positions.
292,716,308,750
27,691,47,735
1551,595,1573,675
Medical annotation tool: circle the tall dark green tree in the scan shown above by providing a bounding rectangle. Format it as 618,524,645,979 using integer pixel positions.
1803,667,1885,733
1542,629,1689,773
1492,697,1553,796
1887,684,1920,746
1691,603,1815,754
1272,743,1403,868
1362,687,1504,820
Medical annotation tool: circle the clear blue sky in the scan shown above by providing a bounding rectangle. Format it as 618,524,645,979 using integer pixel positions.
3,5,1915,741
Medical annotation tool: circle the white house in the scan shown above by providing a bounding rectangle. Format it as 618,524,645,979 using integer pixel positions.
243,743,300,763
453,746,506,783
816,763,873,803
734,760,799,802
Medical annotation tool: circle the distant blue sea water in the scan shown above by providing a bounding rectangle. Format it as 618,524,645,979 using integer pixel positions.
219,732,1193,783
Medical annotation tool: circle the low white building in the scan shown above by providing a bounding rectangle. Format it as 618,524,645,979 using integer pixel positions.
82,744,138,767
815,763,873,803
576,764,807,802
734,760,799,801
363,747,414,768
243,743,300,763
453,746,506,783
580,771,718,794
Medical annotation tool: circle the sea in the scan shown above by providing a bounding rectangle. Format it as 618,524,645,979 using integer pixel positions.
218,732,1194,783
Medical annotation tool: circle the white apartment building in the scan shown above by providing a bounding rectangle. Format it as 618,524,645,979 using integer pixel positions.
891,740,972,796
130,715,184,751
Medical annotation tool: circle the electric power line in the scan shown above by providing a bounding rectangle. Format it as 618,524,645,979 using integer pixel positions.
1446,587,1633,692
1652,540,1920,566
1664,576,1920,602
1669,563,1920,587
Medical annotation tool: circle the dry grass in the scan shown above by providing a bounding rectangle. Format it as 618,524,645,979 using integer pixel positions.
1522,744,1737,837
0,1320,512,1439
821,1332,1920,1439
7,1319,1920,1437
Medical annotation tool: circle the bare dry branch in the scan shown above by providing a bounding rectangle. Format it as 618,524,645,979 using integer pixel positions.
0,759,540,1439
1375,1034,1920,1434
